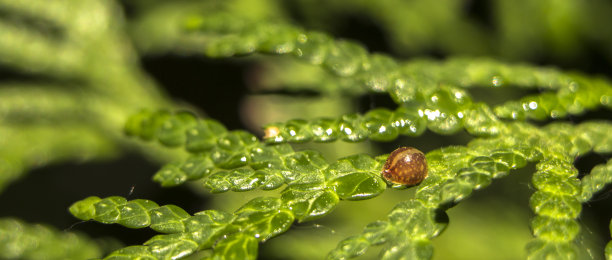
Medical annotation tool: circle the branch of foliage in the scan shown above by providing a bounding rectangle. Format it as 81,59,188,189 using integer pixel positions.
0,218,103,259
85,108,428,259
261,102,503,143
124,106,612,259
328,121,612,259
70,195,298,259
579,159,612,202
124,110,390,198
182,13,611,123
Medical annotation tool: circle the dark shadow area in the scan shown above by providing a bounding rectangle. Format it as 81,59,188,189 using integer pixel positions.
581,188,612,255
565,107,612,124
330,14,392,54
576,151,612,253
575,152,611,179
356,92,397,112
280,1,392,55
464,0,494,31
252,88,322,98
378,129,473,155
141,55,252,131
0,65,82,85
468,162,535,205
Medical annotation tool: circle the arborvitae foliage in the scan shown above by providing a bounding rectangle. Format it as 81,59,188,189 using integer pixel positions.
0,1,611,259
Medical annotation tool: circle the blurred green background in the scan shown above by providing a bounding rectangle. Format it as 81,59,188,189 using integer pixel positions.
0,0,611,259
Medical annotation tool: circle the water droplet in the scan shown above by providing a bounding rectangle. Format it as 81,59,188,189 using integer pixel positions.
529,101,538,110
492,76,503,87
378,125,387,133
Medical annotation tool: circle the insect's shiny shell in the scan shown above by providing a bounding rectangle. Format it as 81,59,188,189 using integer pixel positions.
382,147,428,185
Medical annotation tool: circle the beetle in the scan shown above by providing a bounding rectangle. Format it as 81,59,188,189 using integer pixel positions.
382,147,428,185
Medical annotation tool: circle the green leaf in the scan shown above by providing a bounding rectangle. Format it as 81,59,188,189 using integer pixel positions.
490,149,527,170
330,172,386,200
439,180,473,204
212,233,258,260
103,246,156,260
0,218,102,260
149,205,191,233
387,200,445,239
525,239,576,260
328,236,369,259
249,144,292,169
324,40,367,77
463,103,504,136
530,216,579,242
94,196,128,224
310,118,340,142
153,162,188,187
363,108,399,141
256,169,285,190
338,114,369,142
468,156,509,177
125,110,154,137
204,169,260,192
325,154,385,200
532,171,580,197
362,221,394,245
118,199,160,229
145,233,200,259
180,155,215,180
381,238,433,260
529,191,581,219
156,111,197,147
144,233,199,259
283,119,314,142
294,31,332,65
69,196,101,221
579,159,612,202
256,25,300,54
281,183,339,222
360,54,399,92
456,168,492,190
138,111,171,141
185,119,227,153
211,131,258,169
184,210,235,248
282,151,327,184
233,197,295,242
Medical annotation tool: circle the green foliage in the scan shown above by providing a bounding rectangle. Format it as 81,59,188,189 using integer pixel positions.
0,218,103,259
69,195,293,259
1,1,611,260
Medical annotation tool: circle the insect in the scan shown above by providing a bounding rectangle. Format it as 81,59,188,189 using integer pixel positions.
382,147,428,185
